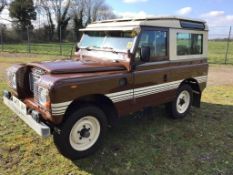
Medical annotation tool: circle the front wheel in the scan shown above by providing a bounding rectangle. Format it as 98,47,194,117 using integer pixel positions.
53,105,107,160
166,84,193,119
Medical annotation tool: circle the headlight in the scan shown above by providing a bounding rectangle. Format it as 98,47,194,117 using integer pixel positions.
38,86,50,108
12,73,17,89
6,69,17,89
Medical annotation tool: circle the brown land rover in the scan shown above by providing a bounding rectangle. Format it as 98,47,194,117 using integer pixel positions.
3,17,208,160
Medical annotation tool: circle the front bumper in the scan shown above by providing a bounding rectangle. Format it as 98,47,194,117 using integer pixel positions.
3,94,51,137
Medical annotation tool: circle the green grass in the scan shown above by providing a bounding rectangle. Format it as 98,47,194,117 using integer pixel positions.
1,43,75,56
0,56,233,174
1,41,233,64
208,41,233,64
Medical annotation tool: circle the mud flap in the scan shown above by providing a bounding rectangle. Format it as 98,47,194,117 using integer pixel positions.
192,91,201,108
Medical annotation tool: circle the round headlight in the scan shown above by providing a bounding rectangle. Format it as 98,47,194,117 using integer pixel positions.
12,73,17,89
38,87,49,106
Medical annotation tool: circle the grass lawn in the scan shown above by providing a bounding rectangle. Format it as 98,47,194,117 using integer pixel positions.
208,41,233,64
1,43,75,57
0,55,233,175
1,41,233,64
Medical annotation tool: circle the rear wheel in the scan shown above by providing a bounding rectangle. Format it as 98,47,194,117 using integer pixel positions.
53,105,107,160
166,84,193,119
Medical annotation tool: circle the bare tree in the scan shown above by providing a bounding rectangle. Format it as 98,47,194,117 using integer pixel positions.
84,0,116,24
50,0,71,40
37,0,55,41
70,0,85,41
0,0,7,13
71,0,116,41
37,0,71,41
93,3,116,21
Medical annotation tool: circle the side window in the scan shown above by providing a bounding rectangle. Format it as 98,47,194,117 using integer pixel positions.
177,33,203,55
135,30,168,62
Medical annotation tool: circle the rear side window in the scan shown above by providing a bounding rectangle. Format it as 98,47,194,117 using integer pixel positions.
177,33,203,55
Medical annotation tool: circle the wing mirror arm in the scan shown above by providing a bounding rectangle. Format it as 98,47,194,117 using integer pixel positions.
75,42,80,52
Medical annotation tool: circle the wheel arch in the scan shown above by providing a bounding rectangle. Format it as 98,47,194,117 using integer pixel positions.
64,94,119,127
179,78,201,107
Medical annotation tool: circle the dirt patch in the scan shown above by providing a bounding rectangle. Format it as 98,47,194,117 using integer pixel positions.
0,145,21,169
207,64,233,86
0,63,10,82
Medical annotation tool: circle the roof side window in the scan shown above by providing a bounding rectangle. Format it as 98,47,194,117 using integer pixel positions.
180,21,205,30
177,33,203,56
135,30,168,62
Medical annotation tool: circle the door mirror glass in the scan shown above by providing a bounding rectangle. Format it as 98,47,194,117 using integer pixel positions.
140,46,150,62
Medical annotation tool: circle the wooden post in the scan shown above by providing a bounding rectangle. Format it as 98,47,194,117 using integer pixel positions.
59,0,62,55
27,26,31,53
225,26,232,64
60,25,62,55
0,29,3,52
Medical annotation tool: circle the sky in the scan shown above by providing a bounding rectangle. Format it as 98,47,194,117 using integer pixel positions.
0,0,232,37
106,0,233,27
105,0,233,38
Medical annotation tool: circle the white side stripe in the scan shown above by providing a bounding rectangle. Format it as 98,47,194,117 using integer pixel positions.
51,101,72,108
51,76,208,115
51,101,72,116
107,76,207,103
106,90,133,98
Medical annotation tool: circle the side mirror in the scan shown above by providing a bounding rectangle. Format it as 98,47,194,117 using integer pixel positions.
76,43,80,52
140,46,150,62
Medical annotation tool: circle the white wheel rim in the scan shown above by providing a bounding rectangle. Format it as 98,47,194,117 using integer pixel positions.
69,116,101,151
176,90,191,114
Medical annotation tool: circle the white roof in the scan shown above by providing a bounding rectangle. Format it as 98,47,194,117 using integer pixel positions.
93,16,206,24
80,16,208,31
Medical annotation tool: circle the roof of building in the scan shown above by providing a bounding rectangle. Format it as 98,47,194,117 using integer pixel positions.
80,16,208,31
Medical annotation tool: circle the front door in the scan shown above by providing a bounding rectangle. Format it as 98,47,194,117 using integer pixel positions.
132,27,175,109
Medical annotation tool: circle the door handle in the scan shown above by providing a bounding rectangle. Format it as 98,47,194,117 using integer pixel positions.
119,78,127,87
163,74,168,82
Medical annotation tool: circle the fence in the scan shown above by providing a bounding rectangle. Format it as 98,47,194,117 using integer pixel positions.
0,26,77,57
208,26,233,64
0,25,232,64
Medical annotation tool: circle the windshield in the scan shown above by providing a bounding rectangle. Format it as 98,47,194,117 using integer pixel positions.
79,31,136,52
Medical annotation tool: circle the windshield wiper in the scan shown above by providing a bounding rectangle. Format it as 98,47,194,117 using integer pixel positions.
81,46,100,51
102,47,118,53
81,46,119,53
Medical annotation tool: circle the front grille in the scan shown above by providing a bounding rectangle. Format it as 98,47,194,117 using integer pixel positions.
29,68,45,103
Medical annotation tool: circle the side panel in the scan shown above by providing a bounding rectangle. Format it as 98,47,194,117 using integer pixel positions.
131,59,208,112
169,59,208,88
50,72,135,117
132,61,173,111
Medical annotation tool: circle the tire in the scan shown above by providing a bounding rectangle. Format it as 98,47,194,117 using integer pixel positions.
166,84,193,119
53,105,107,160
